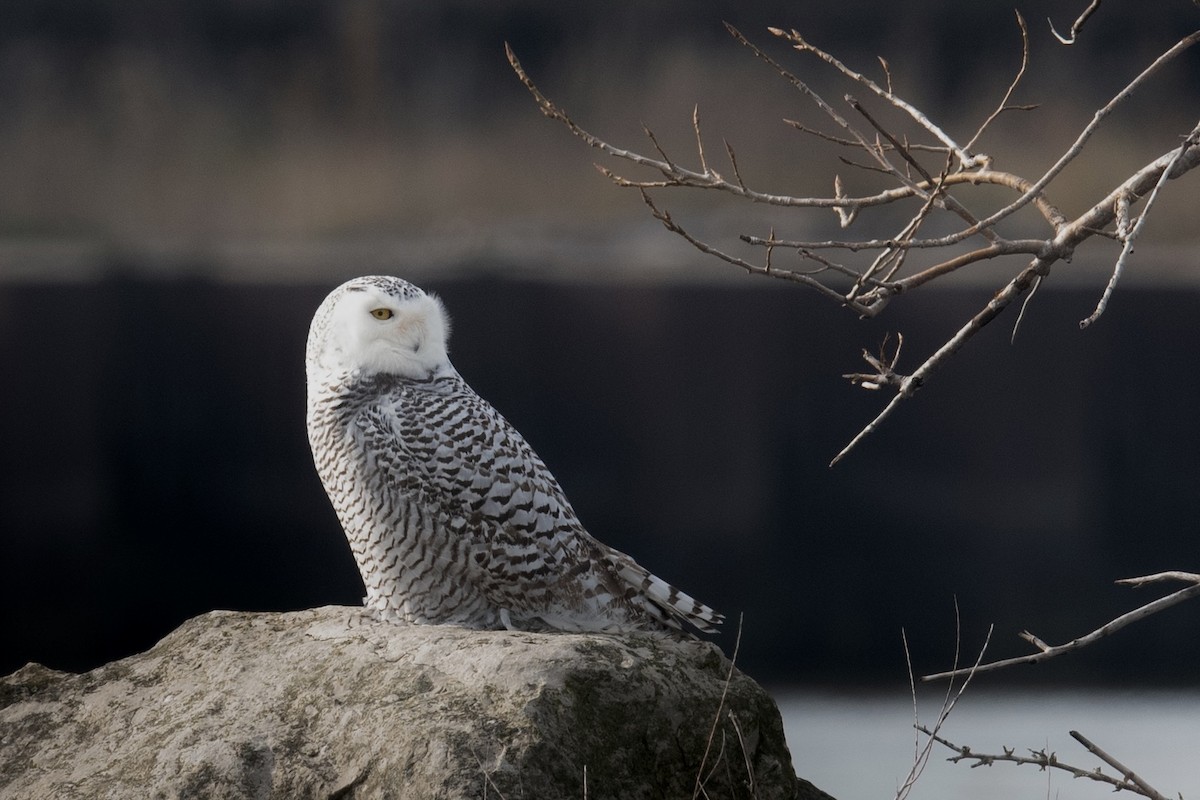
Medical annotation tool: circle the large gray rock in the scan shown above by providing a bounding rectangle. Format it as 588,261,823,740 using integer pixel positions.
0,606,833,800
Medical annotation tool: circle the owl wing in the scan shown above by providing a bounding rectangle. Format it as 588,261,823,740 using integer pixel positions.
354,374,621,620
356,373,722,633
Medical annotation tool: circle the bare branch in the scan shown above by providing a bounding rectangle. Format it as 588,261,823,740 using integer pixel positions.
845,96,997,243
509,23,1200,460
769,27,983,169
919,726,1170,800
1050,0,1103,45
1070,731,1169,800
785,118,953,154
922,571,1200,681
510,39,917,214
830,257,1048,466
725,24,907,182
638,191,874,311
1116,570,1200,586
757,166,1068,245
838,134,1200,461
895,240,1045,291
943,29,1200,249
964,10,1030,154
1080,120,1200,329
852,157,950,295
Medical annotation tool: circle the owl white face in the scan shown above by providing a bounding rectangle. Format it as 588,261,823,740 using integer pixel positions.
307,277,451,382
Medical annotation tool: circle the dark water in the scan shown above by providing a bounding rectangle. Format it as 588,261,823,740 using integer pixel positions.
2,275,1198,684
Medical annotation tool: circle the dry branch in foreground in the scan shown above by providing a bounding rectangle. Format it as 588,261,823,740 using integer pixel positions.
922,570,1200,682
506,17,1200,465
918,725,1174,800
914,570,1197,800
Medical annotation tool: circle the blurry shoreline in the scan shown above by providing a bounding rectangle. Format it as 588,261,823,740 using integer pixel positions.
1,1,1197,270
0,233,1194,287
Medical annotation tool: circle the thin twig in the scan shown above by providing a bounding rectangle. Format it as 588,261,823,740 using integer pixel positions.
692,612,744,800
1010,274,1043,342
640,191,876,311
785,119,951,153
724,139,747,191
770,27,981,169
726,24,908,185
964,10,1031,154
727,711,755,798
692,105,711,176
894,605,993,800
472,747,510,800
844,333,904,390
852,155,955,298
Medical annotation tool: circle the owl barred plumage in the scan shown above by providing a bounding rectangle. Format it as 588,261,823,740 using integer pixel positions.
305,275,722,634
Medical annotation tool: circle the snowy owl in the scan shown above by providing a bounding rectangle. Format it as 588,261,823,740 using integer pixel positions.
305,275,723,634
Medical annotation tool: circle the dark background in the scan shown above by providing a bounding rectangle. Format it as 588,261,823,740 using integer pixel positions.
3,274,1198,686
0,0,1196,251
0,0,1198,687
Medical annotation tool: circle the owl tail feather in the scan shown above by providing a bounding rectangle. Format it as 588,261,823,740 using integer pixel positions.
608,554,724,634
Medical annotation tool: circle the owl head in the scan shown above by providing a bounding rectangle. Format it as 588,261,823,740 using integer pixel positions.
306,275,452,383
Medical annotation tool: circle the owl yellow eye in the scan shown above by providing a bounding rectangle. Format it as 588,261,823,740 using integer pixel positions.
370,308,394,320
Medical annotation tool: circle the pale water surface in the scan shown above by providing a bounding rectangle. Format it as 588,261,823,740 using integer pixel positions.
777,690,1199,800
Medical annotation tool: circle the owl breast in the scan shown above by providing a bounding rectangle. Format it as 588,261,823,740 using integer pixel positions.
307,374,502,628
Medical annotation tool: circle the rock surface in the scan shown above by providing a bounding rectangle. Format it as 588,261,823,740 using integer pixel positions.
0,606,833,800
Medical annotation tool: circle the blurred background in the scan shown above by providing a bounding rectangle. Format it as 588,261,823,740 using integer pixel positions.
1,0,1199,695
